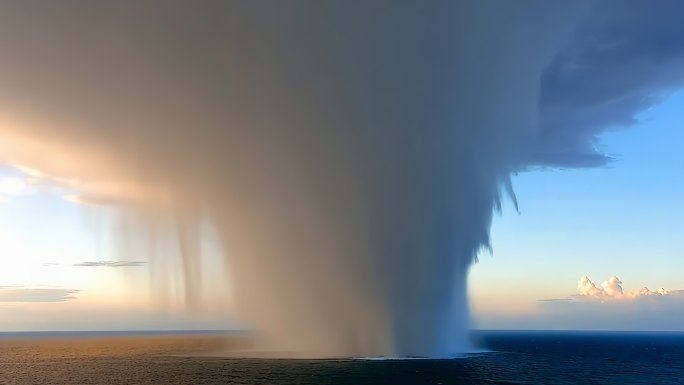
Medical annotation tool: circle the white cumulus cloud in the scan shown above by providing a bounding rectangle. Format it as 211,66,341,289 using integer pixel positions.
577,276,671,300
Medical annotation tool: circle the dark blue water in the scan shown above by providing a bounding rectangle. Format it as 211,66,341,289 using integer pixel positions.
1,330,683,384
470,330,684,384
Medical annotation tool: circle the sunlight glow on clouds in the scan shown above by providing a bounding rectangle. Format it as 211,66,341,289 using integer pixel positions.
0,122,171,210
6,160,155,208
577,276,671,300
74,261,146,267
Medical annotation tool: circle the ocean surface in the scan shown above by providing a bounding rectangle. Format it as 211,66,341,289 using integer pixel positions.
1,330,683,384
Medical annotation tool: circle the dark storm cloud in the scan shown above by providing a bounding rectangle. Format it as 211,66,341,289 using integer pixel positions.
0,286,78,302
1,0,579,357
74,261,146,267
0,0,682,358
533,0,684,168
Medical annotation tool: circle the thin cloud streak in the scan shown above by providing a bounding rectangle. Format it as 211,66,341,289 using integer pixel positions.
74,261,146,267
0,287,78,303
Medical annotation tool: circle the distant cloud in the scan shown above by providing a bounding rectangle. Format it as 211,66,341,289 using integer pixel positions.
578,275,672,300
525,279,684,332
74,261,146,267
537,298,573,303
0,286,78,302
539,276,675,302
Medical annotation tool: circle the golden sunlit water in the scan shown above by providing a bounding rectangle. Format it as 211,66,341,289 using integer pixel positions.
0,333,235,384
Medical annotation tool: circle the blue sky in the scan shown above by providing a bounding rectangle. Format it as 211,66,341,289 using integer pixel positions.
471,91,684,329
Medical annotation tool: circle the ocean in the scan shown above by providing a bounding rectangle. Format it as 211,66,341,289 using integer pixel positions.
1,330,683,384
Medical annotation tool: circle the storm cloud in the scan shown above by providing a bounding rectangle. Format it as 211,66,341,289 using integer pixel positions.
534,0,684,168
0,1,681,357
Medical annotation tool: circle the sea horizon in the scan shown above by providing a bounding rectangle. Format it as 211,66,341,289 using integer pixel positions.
2,328,683,339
